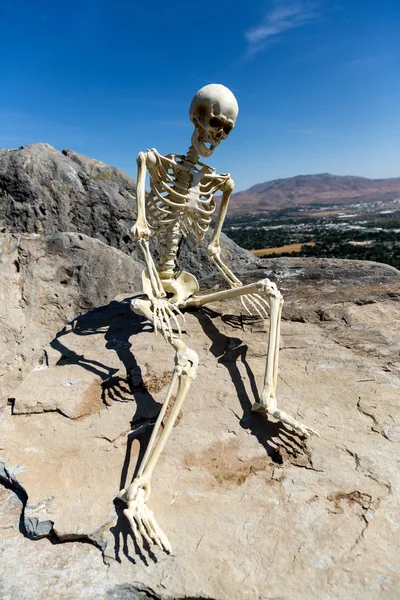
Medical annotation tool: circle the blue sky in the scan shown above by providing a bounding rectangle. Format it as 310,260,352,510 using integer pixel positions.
1,0,399,190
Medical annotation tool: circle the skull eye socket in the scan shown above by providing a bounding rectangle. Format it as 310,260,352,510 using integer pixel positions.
209,116,233,135
209,117,224,129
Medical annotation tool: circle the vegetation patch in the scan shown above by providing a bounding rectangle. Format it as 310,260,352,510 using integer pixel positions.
223,202,400,269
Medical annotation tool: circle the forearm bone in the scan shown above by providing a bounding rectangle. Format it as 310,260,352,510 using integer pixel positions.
132,150,166,299
207,177,242,287
207,177,268,318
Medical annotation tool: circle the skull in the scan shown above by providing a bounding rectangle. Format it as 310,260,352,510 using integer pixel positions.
189,84,239,158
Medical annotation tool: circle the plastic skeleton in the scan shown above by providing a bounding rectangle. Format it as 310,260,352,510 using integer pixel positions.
117,84,317,553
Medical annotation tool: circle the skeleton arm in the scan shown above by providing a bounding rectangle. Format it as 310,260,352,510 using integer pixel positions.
207,176,242,288
131,150,185,338
207,177,269,318
131,150,166,299
132,151,151,240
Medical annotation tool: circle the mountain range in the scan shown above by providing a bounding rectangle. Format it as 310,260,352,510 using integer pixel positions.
227,173,400,215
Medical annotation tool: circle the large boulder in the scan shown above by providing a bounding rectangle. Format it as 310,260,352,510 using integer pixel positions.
0,232,143,402
1,257,399,599
0,143,255,279
0,145,137,247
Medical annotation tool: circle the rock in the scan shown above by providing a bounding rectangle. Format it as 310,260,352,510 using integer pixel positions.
0,225,252,406
0,486,109,600
0,143,255,279
179,226,257,279
0,232,143,403
0,144,137,248
1,258,400,599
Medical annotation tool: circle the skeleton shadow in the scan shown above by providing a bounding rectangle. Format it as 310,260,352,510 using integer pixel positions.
192,307,305,462
49,296,163,564
47,299,304,564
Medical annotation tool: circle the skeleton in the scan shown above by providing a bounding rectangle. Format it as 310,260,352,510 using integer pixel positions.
117,84,318,553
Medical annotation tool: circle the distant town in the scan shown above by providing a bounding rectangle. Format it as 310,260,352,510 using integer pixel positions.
223,197,400,270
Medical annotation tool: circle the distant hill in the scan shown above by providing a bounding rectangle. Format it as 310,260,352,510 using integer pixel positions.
226,173,400,215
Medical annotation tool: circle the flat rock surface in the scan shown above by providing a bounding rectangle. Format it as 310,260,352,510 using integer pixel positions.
1,258,400,599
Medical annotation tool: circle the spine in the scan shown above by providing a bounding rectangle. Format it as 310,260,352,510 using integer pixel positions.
157,223,181,281
156,145,199,282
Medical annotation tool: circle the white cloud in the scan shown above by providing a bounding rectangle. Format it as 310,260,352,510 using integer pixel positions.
245,0,321,54
348,54,393,68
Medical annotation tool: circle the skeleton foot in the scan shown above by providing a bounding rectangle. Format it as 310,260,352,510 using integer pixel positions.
252,390,319,438
118,481,171,553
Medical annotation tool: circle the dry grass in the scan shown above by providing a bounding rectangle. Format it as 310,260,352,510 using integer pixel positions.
348,240,374,246
252,242,316,256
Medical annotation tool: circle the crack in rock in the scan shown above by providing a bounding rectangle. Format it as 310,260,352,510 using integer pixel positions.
349,512,370,555
327,489,382,557
356,397,390,440
343,445,392,495
327,490,374,514
344,447,361,470
0,459,108,559
0,460,53,538
105,584,218,600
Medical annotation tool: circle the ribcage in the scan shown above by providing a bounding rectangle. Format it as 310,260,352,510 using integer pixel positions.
145,151,224,246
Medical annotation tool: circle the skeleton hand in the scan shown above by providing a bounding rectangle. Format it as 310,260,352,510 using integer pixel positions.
131,220,151,241
118,479,171,553
240,278,285,319
239,292,270,319
151,297,185,339
207,244,270,319
232,282,270,320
